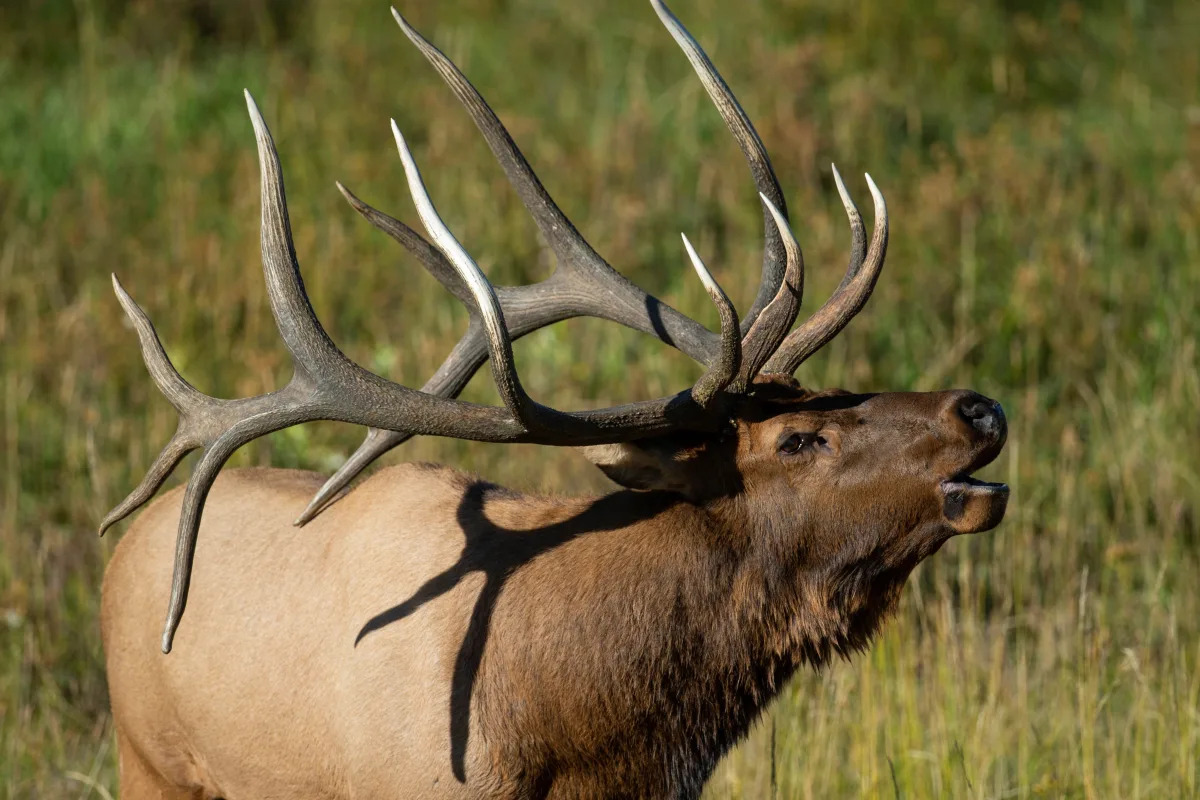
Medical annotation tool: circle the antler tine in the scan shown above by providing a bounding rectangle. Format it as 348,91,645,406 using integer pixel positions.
130,95,506,650
246,92,349,377
830,164,868,287
295,427,406,525
681,234,740,408
391,120,546,430
296,180,755,523
99,275,205,536
650,0,788,331
762,171,887,375
99,282,306,542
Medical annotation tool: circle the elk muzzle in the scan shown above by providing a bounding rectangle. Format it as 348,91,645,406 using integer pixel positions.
938,391,1009,534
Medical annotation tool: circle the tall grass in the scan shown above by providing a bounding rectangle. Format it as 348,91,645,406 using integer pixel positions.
1,0,1197,796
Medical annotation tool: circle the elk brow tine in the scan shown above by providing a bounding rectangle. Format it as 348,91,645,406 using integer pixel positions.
650,0,787,332
681,234,740,408
299,4,741,520
735,193,805,384
297,209,744,523
763,174,888,375
390,7,717,366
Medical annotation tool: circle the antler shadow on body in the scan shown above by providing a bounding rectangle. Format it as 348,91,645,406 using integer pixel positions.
355,481,689,781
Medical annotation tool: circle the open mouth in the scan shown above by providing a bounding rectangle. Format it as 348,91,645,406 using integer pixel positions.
938,449,1009,533
941,435,1008,496
940,474,1009,494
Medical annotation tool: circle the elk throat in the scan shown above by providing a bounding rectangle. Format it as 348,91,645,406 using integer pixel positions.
470,488,905,792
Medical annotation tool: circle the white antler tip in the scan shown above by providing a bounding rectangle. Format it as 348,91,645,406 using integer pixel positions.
757,192,791,238
680,233,721,297
831,164,854,210
391,6,414,34
863,173,885,209
244,91,273,146
390,119,412,160
110,273,137,315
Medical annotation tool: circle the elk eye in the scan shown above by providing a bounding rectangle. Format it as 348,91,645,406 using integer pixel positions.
778,432,815,455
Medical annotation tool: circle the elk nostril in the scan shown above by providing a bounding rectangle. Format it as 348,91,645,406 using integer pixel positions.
958,395,1001,437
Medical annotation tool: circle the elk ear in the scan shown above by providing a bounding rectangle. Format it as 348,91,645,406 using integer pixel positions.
580,440,696,494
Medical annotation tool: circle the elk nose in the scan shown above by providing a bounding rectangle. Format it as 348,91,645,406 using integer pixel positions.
957,393,1005,440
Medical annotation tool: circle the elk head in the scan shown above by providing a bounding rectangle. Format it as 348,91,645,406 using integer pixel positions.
100,0,1008,655
583,377,1008,653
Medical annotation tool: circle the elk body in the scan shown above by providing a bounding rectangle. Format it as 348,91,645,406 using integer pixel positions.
99,2,1010,798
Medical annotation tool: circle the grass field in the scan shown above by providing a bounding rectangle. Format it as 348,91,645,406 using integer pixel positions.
2,0,1198,796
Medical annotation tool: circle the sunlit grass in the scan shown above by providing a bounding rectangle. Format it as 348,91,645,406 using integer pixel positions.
2,0,1197,796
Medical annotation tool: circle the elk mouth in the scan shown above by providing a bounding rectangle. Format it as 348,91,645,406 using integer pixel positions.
939,472,1008,533
938,445,1009,534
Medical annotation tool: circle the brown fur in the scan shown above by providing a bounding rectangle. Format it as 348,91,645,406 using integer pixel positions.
102,383,1008,799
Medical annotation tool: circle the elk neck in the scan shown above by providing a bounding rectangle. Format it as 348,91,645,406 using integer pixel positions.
467,479,905,787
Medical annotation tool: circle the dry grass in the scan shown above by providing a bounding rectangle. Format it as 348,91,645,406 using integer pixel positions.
1,0,1198,796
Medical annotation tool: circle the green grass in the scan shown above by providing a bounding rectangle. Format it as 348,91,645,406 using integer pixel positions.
2,0,1198,796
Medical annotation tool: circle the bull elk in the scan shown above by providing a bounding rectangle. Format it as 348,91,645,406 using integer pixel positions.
99,1,1009,797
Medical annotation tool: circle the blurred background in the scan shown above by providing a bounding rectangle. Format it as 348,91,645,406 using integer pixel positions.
2,0,1197,796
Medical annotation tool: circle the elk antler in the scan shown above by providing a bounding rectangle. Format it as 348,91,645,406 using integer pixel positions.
103,1,890,652
101,91,767,652
297,0,806,523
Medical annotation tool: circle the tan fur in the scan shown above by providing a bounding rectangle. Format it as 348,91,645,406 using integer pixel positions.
103,387,1008,799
